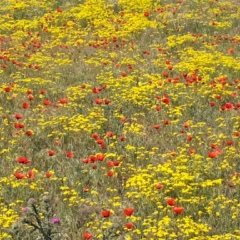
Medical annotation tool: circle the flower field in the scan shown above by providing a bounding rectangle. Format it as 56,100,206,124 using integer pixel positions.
0,0,239,239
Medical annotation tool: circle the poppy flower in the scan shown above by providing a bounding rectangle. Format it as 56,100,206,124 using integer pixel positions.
14,114,23,119
48,150,56,156
13,123,22,129
22,102,30,109
125,222,135,229
187,135,192,142
66,151,74,158
209,102,215,107
46,172,53,178
104,99,111,105
144,11,150,17
208,151,218,158
121,72,127,77
92,133,99,139
156,105,162,111
166,198,176,206
4,87,11,92
124,208,134,216
59,98,68,104
162,97,170,104
96,138,104,144
94,98,102,105
113,161,120,166
224,102,234,110
226,141,234,146
107,161,115,167
120,136,126,141
83,232,93,239
154,125,160,130
156,183,164,189
27,89,33,94
106,131,114,137
107,171,114,177
28,95,34,100
101,210,111,217
17,157,31,164
173,206,184,214
27,171,35,179
97,154,105,161
25,130,33,136
43,99,51,106
14,172,25,179
228,48,234,54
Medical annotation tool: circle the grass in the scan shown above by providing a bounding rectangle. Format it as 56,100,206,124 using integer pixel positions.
0,0,239,239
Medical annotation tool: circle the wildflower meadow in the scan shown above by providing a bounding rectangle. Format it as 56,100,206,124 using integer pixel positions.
0,0,239,239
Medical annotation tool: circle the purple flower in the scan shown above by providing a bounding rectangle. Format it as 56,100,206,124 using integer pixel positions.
51,217,60,224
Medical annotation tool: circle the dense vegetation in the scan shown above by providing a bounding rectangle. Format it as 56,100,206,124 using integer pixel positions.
0,0,239,239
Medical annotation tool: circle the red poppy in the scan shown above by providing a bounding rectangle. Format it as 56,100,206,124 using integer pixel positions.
14,172,25,179
97,154,105,161
224,102,234,110
43,99,51,106
101,210,111,217
156,184,164,189
104,99,111,105
83,232,93,239
173,206,184,214
107,171,114,177
25,130,33,136
92,133,99,139
228,48,234,54
22,102,30,109
188,148,196,154
125,222,135,229
208,151,218,158
27,171,35,179
162,97,170,104
164,119,171,125
120,136,126,141
17,157,31,164
66,151,74,158
144,11,150,17
82,158,89,164
106,131,114,137
113,161,120,166
187,135,192,142
96,138,104,144
124,208,134,216
4,87,11,92
107,161,115,167
154,125,160,130
209,102,215,107
156,105,162,111
46,172,53,178
59,98,68,104
162,72,169,78
83,187,89,192
183,122,189,128
166,198,176,206
28,95,34,100
121,72,127,77
27,89,33,94
94,98,102,104
226,141,234,146
14,114,23,119
48,150,56,156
